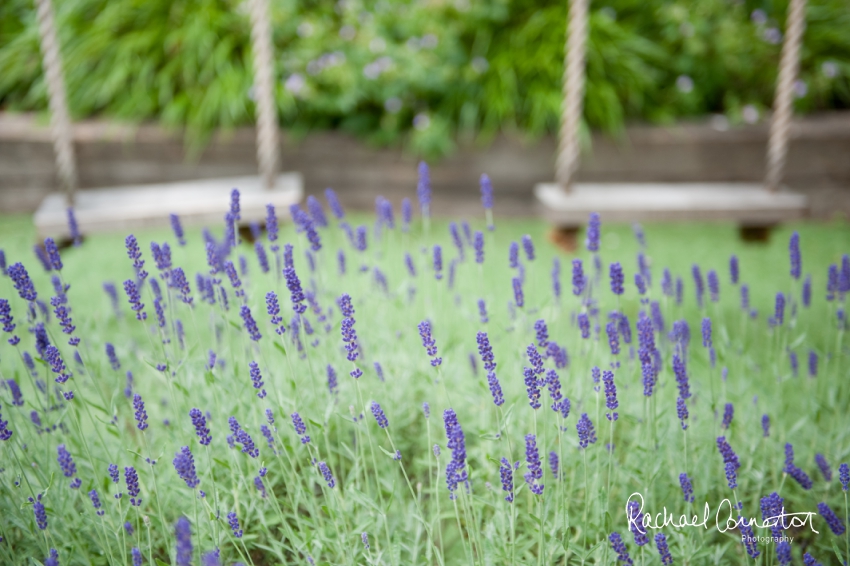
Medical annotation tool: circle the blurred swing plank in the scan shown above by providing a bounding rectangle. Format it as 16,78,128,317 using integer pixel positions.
538,0,808,231
34,175,302,239
32,0,301,239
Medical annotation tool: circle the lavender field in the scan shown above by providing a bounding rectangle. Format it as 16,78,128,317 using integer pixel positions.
1,172,849,565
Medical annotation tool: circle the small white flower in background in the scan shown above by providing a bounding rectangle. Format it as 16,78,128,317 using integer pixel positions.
420,34,438,49
742,104,759,124
413,113,431,131
363,57,393,80
676,75,694,94
339,25,356,41
284,74,306,95
710,114,729,132
297,22,314,38
384,97,403,114
794,80,808,98
763,27,782,44
247,86,256,102
471,56,489,74
822,61,838,78
679,22,694,37
750,9,767,25
370,37,387,53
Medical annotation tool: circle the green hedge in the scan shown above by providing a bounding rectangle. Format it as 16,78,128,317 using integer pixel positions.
1,0,848,157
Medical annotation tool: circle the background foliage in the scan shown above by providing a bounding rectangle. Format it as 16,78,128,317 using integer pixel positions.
0,0,849,157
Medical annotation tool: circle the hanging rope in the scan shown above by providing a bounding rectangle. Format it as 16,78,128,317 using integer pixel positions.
555,0,588,192
34,0,77,203
765,0,807,193
248,0,279,191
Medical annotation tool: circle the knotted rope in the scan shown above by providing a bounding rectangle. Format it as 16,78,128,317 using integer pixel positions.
765,0,807,192
248,0,279,191
34,0,77,203
555,0,588,192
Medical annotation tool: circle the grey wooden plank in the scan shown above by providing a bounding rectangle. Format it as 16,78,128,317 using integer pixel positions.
534,182,808,224
33,174,303,238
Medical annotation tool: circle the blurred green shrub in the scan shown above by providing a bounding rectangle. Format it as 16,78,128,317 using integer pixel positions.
0,0,848,158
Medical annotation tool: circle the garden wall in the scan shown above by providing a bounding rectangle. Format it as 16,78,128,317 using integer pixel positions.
1,111,849,219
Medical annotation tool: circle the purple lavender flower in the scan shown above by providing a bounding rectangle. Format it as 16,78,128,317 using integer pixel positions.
45,345,71,387
721,403,733,429
725,461,738,489
817,502,845,535
125,466,141,506
578,313,590,339
190,408,211,445
34,244,52,272
677,397,688,430
125,235,148,280
634,273,646,295
228,417,259,457
284,266,307,314
326,365,338,397
0,300,18,346
57,444,77,481
627,500,649,546
609,262,624,295
692,264,704,307
679,473,694,502
89,489,104,516
291,412,310,444
9,263,37,302
473,231,484,264
661,269,673,296
31,494,47,529
740,284,750,311
520,235,535,262
675,277,683,304
789,231,801,279
6,380,23,406
808,350,818,377
577,413,596,448
499,457,514,502
67,207,81,246
717,436,740,471
418,320,442,367
774,293,785,325
512,277,524,308
803,553,823,566
248,362,267,399
173,446,199,488
654,533,673,565
802,275,811,307
266,292,286,335
815,454,831,481
523,434,544,495
443,409,468,498
325,189,344,220
133,394,148,431
370,402,389,429
318,461,335,488
240,306,262,341
837,463,850,491
603,370,619,420
729,255,739,284
307,195,328,228
762,414,770,437
707,270,719,302
168,213,186,246
609,532,633,565
432,245,443,280
228,511,243,538
417,162,431,215
175,516,192,566
44,238,63,271
508,242,519,269
606,320,620,356
586,213,600,252
480,173,494,212
123,279,146,321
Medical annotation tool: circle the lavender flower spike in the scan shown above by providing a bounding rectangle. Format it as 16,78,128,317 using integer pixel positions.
418,320,442,367
789,231,801,279
523,434,544,495
173,446,200,488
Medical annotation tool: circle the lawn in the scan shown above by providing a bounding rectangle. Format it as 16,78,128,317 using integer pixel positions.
1,194,849,566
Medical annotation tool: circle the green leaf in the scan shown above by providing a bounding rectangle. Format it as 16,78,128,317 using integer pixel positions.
273,341,287,356
378,445,396,458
